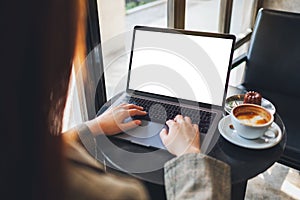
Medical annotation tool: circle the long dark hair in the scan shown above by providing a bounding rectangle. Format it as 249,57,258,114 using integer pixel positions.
0,0,85,199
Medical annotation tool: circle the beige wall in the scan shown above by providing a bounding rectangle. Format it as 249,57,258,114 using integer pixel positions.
97,0,126,42
97,0,127,56
263,0,300,13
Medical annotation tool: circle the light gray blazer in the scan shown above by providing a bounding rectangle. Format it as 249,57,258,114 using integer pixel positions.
64,124,231,200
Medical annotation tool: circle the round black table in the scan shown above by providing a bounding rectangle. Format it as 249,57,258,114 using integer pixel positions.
94,86,286,200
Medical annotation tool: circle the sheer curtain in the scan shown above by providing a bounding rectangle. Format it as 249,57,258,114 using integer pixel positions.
63,0,105,131
62,45,104,132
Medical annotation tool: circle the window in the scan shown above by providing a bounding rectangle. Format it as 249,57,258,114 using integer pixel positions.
63,0,260,131
97,0,258,100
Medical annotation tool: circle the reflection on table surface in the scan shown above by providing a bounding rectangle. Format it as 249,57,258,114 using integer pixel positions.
213,85,286,182
93,85,286,185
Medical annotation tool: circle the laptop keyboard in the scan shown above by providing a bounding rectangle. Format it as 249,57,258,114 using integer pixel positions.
128,97,216,134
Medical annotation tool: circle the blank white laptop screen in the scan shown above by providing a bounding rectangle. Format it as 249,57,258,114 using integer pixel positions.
128,29,234,106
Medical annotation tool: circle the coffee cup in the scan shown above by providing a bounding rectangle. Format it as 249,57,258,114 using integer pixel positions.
230,104,274,139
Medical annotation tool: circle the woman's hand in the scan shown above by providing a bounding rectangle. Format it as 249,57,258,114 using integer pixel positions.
160,115,200,156
86,103,147,136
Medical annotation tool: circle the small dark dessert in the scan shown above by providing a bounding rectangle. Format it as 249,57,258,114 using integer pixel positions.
243,91,262,105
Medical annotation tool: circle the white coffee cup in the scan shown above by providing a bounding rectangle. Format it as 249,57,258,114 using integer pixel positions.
231,104,274,139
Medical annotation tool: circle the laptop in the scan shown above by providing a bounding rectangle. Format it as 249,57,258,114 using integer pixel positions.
107,26,235,153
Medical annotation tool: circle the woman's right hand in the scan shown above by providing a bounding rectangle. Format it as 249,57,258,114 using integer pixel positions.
86,103,147,136
159,115,200,156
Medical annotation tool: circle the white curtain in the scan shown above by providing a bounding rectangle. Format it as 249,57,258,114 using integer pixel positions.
63,46,104,131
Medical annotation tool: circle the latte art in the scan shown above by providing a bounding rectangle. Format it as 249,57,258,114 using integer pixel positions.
236,112,268,126
231,104,274,139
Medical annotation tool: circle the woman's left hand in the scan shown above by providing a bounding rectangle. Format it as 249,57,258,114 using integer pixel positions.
86,103,147,136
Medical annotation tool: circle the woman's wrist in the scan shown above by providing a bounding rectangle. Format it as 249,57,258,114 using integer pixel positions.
182,146,201,156
85,118,104,136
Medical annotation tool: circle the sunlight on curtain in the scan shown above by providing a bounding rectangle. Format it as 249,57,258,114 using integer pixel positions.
62,0,91,132
62,45,104,132
62,67,84,132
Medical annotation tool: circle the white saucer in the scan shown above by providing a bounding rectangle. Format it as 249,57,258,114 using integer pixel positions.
218,115,283,149
225,94,276,115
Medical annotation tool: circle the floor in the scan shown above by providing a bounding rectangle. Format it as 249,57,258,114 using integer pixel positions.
246,162,300,200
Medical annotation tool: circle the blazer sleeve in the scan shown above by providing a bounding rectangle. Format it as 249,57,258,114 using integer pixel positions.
63,124,149,200
164,153,231,200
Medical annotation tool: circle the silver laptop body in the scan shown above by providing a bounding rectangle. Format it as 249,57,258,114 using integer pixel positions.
107,26,235,154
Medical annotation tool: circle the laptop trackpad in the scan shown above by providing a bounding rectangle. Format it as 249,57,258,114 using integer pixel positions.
115,120,166,149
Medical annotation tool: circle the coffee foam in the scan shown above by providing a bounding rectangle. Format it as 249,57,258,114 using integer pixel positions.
237,115,267,126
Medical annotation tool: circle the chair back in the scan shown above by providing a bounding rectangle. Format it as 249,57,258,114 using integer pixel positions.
244,9,300,97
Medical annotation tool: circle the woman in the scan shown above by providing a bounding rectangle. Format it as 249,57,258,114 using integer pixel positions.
1,0,230,199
